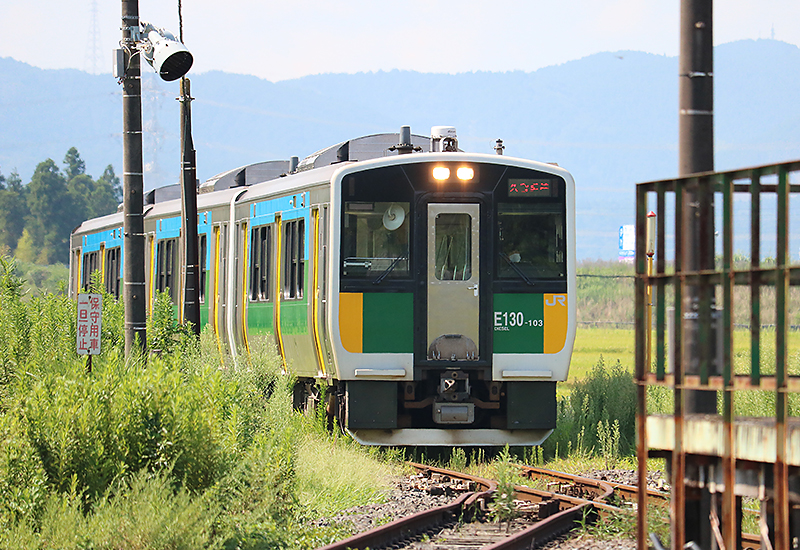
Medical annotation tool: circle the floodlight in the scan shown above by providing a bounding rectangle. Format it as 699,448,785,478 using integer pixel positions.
140,21,193,81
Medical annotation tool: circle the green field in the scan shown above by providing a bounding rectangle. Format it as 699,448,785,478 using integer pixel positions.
569,327,635,385
569,326,800,384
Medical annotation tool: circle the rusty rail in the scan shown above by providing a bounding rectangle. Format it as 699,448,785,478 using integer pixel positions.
316,463,495,550
317,461,767,549
317,463,632,550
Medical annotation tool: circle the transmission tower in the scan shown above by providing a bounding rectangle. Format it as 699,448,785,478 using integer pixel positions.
84,0,101,74
142,76,172,189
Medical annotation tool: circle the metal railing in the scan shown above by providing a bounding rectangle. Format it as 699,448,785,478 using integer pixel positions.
634,159,800,550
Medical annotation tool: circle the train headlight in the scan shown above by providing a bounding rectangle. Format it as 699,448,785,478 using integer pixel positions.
456,166,474,181
432,166,450,181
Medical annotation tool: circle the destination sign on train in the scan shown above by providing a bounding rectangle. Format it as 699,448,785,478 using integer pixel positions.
507,178,557,197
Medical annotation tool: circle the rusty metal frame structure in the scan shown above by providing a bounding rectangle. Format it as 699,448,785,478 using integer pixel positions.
635,159,800,550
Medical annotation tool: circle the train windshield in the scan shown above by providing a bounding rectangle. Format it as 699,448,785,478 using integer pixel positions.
497,202,565,280
341,201,410,280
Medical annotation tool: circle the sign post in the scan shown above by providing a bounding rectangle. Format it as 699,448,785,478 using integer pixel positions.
77,293,102,372
619,224,635,263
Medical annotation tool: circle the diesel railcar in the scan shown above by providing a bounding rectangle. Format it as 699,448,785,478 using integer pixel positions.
70,127,576,446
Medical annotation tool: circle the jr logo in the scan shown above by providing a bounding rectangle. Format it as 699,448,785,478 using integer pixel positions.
545,294,567,307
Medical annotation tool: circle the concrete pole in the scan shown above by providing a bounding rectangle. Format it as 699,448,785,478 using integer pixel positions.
679,0,717,412
121,0,147,354
180,77,200,335
679,1,717,548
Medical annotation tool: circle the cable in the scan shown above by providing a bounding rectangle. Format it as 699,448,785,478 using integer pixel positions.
178,0,183,43
576,274,635,279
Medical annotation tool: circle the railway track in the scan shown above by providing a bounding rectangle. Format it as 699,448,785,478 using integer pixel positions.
516,465,761,550
317,463,764,550
319,463,608,550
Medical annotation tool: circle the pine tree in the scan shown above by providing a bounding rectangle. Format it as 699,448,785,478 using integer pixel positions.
0,170,28,254
63,147,87,181
98,164,122,203
66,173,93,225
26,159,72,264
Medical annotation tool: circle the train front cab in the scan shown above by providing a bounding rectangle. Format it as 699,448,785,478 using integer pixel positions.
330,154,576,446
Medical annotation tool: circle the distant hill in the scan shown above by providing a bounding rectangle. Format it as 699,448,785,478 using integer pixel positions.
1,39,798,259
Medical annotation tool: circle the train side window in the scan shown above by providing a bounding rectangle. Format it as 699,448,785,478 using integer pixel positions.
199,234,207,304
81,251,100,291
156,237,179,304
250,225,271,301
104,247,121,298
283,219,304,299
341,202,410,280
497,202,565,280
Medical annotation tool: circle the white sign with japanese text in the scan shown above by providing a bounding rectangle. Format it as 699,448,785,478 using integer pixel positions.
77,293,102,355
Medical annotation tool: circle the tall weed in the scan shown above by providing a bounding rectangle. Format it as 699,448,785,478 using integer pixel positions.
1,470,221,550
545,356,636,461
489,446,519,528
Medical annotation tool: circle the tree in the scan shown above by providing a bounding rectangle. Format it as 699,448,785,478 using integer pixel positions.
0,170,28,254
87,179,119,218
63,147,87,181
26,159,71,264
6,152,121,265
98,165,122,203
5,170,25,194
66,173,93,227
14,229,37,263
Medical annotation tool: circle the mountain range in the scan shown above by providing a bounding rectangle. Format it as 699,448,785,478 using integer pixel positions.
1,39,798,259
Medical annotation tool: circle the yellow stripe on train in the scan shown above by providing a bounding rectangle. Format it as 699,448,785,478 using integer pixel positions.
543,293,568,354
339,292,363,353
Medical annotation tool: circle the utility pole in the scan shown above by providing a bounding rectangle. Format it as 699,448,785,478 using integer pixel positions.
180,77,200,335
121,0,147,354
177,1,200,335
679,0,717,412
679,1,716,547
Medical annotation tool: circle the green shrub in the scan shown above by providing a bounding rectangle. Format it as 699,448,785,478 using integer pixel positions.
19,352,232,502
148,290,196,355
544,356,636,461
1,470,222,550
0,257,403,548
0,411,47,530
569,356,636,455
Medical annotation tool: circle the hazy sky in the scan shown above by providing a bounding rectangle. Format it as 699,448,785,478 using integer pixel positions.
2,1,798,81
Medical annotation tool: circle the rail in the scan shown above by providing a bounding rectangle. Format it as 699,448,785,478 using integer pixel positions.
320,462,756,550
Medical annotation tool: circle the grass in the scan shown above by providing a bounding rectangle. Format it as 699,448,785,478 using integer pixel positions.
294,430,392,516
0,255,400,549
568,327,634,387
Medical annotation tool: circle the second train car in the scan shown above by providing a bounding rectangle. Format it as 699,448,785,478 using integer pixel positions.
70,126,576,446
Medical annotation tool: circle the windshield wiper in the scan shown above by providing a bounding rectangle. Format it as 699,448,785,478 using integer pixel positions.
372,256,406,285
500,253,535,286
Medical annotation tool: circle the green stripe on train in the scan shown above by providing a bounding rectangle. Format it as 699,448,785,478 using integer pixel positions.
362,293,413,353
247,302,274,334
492,293,545,353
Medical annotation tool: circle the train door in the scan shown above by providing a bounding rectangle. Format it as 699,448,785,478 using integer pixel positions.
214,223,228,342
425,203,481,360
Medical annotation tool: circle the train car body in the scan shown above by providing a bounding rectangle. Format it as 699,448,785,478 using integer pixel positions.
70,128,576,446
